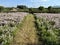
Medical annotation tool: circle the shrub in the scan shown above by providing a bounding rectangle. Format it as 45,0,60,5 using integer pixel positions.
35,17,60,45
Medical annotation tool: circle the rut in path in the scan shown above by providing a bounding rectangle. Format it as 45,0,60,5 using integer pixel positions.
12,14,38,45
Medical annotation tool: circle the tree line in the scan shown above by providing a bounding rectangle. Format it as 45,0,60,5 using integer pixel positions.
0,5,60,13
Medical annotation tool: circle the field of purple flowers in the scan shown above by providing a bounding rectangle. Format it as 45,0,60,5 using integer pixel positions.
0,13,60,45
35,13,60,45
0,12,28,45
35,13,60,28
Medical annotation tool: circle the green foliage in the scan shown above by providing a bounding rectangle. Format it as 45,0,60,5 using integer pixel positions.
47,6,52,13
0,24,18,45
29,8,34,14
38,6,44,11
48,6,52,10
18,8,29,12
0,6,4,12
49,21,55,25
17,5,28,9
3,7,13,12
0,5,60,13
35,17,60,45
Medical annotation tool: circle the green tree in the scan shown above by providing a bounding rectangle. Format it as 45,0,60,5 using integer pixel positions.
29,8,34,14
17,5,28,9
0,6,4,12
38,6,44,12
48,6,53,13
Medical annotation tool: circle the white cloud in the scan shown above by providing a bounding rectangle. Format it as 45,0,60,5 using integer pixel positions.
41,0,47,1
30,0,48,3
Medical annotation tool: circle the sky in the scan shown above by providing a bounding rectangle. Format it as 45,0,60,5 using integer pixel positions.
0,0,60,8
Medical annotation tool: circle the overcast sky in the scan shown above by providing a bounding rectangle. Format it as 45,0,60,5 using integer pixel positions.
0,0,60,8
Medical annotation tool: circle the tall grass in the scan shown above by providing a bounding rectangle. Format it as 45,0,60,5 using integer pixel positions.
0,25,18,45
12,14,38,45
35,16,60,45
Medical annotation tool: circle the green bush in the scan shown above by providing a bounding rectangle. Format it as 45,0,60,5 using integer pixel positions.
0,6,4,12
35,17,60,45
0,25,18,45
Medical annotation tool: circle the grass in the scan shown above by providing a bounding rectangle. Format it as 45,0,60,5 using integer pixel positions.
12,14,38,45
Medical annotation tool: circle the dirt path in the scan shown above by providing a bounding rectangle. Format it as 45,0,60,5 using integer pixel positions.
12,14,38,45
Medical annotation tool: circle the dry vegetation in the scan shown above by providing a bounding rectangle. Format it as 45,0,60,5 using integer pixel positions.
12,14,38,45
